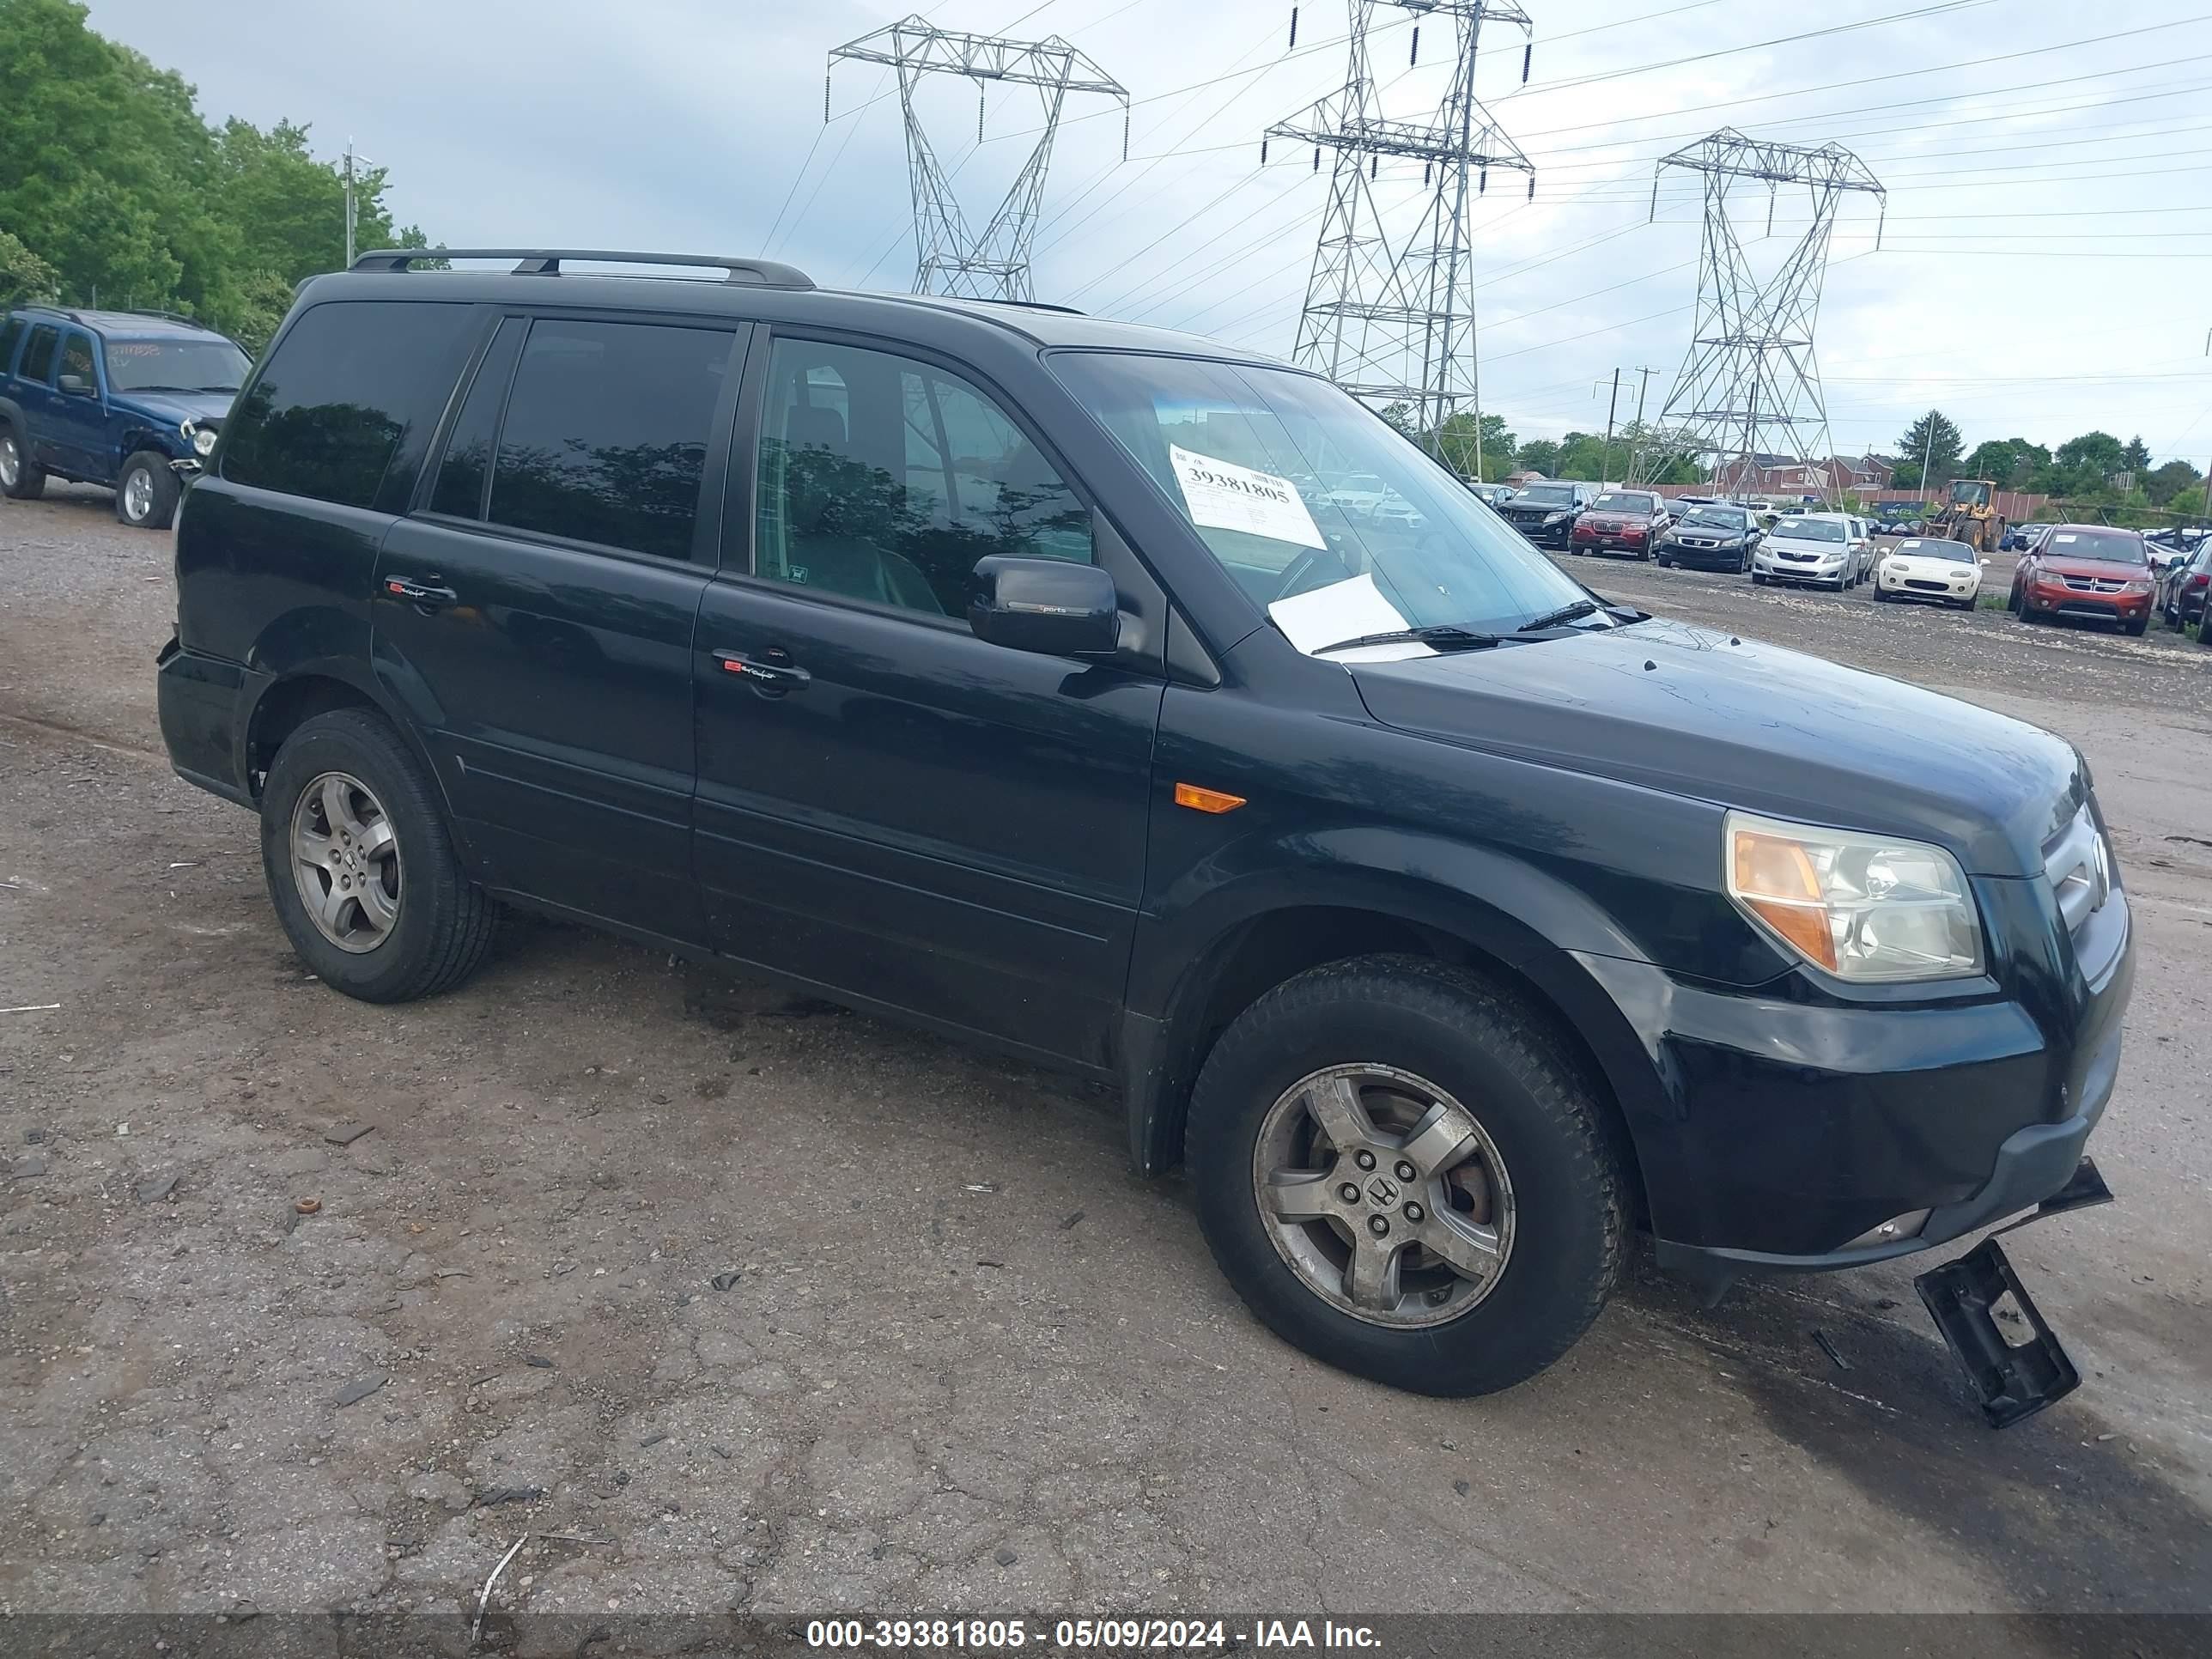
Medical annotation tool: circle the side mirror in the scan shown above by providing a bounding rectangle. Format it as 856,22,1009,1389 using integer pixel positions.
58,373,92,396
968,556,1120,659
1978,558,1990,567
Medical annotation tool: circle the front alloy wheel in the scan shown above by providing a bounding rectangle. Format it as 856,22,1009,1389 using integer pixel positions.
0,429,18,489
289,771,401,951
1254,1065,1514,1328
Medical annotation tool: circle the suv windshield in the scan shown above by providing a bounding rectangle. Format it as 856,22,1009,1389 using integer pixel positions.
1514,484,1577,506
1774,518,1845,544
1589,493,1653,514
2043,529,2147,565
1052,354,1591,639
104,337,250,393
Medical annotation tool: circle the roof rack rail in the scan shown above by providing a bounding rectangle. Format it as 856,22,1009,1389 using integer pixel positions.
350,248,815,290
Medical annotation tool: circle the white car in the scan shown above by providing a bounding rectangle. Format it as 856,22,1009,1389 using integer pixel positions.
1371,493,1425,532
1750,512,1856,590
1875,537,1986,610
1846,516,1875,583
1323,473,1388,518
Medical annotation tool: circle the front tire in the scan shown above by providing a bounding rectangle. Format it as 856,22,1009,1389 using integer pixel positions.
0,421,46,501
1751,571,1767,586
1188,956,1629,1398
115,451,179,530
259,708,496,1003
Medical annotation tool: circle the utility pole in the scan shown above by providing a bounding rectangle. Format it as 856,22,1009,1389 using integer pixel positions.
1597,369,1621,489
1267,2,1535,446
1920,416,1936,507
1650,131,1884,509
342,140,377,270
830,19,1128,301
1622,364,1660,484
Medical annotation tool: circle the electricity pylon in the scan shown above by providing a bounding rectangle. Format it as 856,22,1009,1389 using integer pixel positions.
1267,2,1534,467
1643,129,1885,501
829,15,1128,302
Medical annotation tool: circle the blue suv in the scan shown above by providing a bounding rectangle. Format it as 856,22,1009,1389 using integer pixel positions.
0,306,250,529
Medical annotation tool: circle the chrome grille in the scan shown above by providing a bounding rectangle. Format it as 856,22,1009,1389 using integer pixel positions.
2061,574,2127,593
2044,806,2112,939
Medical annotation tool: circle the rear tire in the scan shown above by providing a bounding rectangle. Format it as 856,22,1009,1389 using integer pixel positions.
259,708,496,1003
115,451,179,530
0,421,46,501
1188,956,1629,1398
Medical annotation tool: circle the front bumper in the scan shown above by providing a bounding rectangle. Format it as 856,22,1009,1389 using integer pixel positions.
1878,567,1981,603
1572,533,1650,556
1572,876,2134,1291
1755,553,1847,584
1662,540,1748,569
1507,517,1575,546
2023,583,2152,623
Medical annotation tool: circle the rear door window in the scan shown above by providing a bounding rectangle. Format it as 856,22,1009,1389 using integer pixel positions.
0,315,24,375
478,317,735,562
19,325,58,384
221,301,478,510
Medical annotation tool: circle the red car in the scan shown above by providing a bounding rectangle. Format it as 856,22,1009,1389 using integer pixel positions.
2008,524,2155,635
1570,489,1668,560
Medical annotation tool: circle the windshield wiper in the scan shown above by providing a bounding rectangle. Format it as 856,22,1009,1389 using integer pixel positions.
197,384,240,393
1516,599,1602,634
1314,623,1500,656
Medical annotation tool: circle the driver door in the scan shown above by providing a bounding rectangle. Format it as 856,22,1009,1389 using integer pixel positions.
691,332,1165,1072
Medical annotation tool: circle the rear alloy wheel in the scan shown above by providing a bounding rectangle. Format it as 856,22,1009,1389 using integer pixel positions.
1190,956,1628,1397
115,450,179,530
260,708,496,1001
0,422,46,501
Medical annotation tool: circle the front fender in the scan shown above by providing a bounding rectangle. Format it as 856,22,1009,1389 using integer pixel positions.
1121,837,1694,1206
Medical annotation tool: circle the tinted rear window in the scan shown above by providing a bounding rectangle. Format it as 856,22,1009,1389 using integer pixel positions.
0,315,23,374
222,301,476,509
20,325,58,383
483,318,732,561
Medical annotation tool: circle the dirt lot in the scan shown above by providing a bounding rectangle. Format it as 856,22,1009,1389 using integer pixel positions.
3,485,2209,1626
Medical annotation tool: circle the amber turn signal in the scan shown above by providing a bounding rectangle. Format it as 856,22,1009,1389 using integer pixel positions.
1729,826,1837,971
1175,782,1247,814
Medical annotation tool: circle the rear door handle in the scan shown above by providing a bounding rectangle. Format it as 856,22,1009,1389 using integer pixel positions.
713,648,811,693
386,575,457,608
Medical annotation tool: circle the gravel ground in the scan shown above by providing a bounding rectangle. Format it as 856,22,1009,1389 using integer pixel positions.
2,485,2208,1627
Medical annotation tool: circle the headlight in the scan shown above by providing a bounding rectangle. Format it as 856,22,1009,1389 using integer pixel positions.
192,426,217,458
2124,577,2152,593
1545,511,1570,524
1725,810,1983,982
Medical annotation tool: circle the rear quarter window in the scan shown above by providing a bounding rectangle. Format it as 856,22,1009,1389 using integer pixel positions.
221,301,477,510
0,315,23,375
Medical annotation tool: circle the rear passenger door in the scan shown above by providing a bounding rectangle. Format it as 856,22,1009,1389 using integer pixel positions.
374,312,744,943
14,324,62,466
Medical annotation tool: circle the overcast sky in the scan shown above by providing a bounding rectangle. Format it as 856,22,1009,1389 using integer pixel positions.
82,0,2212,468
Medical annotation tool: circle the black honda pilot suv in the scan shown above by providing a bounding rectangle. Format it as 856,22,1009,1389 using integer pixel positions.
158,249,2132,1406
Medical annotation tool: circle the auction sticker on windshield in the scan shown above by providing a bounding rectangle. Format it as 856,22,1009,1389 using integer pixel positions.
1170,445,1326,550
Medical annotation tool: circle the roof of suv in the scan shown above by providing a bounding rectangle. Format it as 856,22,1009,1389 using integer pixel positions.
9,304,233,342
298,248,1285,365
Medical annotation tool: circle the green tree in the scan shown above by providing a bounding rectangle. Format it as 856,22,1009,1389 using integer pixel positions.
1433,410,1513,480
2145,458,2203,507
1893,410,1964,489
1555,431,1613,482
0,0,430,349
2047,430,2127,498
1515,438,1562,477
0,228,57,307
2123,435,2151,475
1620,420,1700,485
1376,402,1419,441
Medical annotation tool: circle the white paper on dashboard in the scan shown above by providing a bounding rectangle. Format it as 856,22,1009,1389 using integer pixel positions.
1267,573,1434,661
1169,445,1327,550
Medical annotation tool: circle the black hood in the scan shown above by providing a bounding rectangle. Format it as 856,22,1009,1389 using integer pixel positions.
1348,618,2083,877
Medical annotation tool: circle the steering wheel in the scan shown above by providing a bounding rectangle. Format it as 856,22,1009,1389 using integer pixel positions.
1272,541,1357,602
